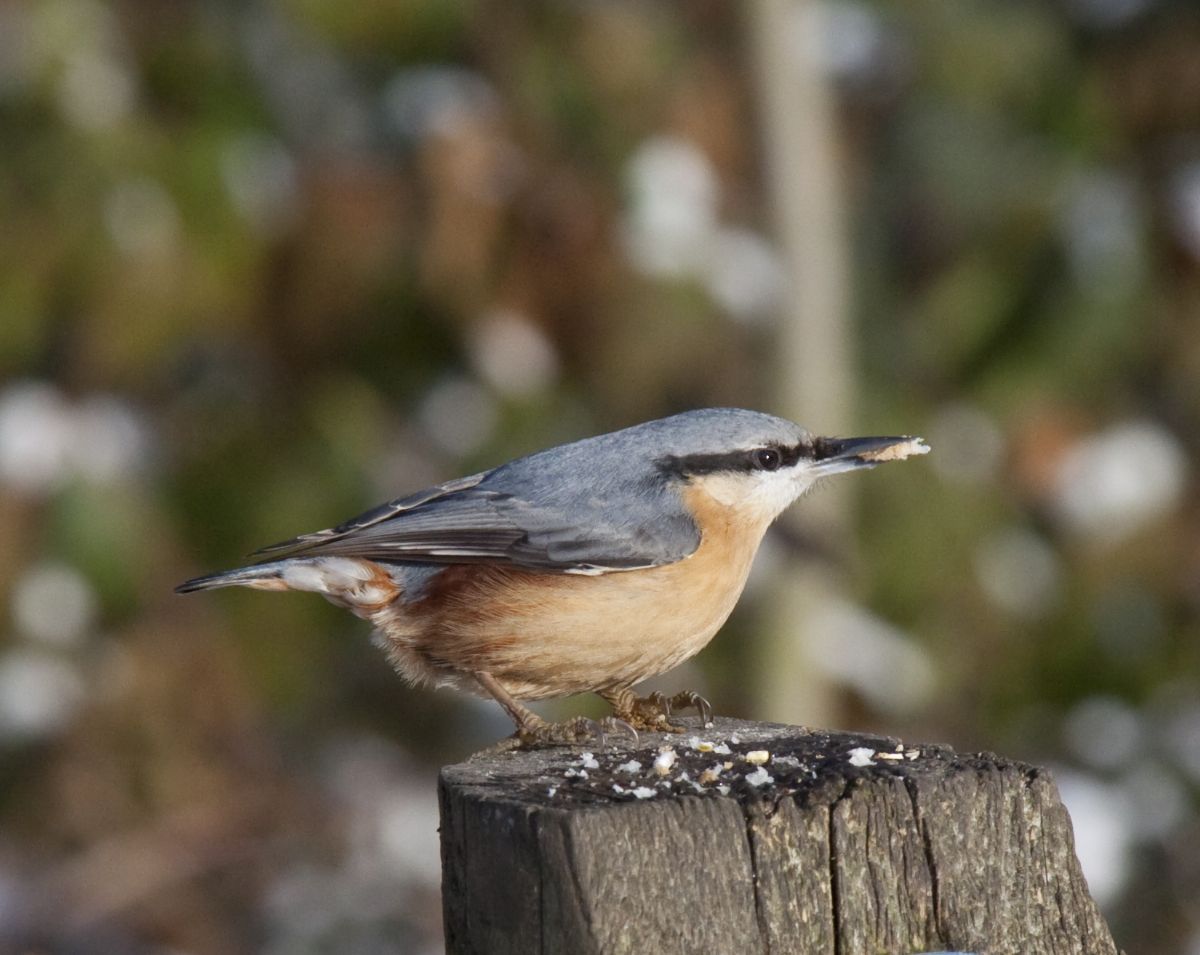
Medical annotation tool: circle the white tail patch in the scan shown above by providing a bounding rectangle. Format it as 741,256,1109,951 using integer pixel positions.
280,557,399,615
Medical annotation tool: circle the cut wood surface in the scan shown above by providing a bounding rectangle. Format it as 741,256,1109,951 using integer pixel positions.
440,717,1119,955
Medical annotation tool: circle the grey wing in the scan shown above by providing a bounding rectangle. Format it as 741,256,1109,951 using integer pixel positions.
251,472,493,558
249,470,700,574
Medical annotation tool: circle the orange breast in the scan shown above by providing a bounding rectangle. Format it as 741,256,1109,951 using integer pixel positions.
374,483,774,700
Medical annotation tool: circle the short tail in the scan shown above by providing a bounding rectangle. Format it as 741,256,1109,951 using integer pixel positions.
175,561,289,594
175,557,400,614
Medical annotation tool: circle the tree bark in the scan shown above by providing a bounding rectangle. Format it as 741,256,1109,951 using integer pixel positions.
440,718,1118,955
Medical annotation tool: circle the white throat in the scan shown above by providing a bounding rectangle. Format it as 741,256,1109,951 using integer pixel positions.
691,467,818,525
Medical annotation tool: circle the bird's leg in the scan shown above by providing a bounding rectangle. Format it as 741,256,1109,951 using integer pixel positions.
474,671,636,751
599,686,714,734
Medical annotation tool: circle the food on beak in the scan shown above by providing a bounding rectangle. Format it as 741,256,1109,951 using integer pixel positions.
855,437,930,462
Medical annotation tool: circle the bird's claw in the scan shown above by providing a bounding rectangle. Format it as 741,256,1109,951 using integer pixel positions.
495,715,638,751
665,690,713,727
477,691,708,756
598,716,639,746
611,689,713,733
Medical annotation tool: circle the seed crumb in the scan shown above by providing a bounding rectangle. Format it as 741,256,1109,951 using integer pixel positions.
745,766,774,787
653,748,677,775
848,747,877,767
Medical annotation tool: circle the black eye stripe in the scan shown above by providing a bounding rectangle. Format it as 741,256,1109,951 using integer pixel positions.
657,442,809,477
776,444,804,467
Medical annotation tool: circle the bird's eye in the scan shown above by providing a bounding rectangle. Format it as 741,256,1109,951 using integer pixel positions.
751,448,782,471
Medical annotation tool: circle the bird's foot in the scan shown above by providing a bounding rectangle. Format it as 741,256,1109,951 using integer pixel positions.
603,689,714,734
481,714,638,754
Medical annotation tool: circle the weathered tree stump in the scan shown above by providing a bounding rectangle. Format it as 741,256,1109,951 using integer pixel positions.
439,718,1119,955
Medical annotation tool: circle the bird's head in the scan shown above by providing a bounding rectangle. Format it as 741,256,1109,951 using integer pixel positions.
648,408,929,525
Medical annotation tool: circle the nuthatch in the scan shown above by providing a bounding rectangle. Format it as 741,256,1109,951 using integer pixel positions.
177,408,929,747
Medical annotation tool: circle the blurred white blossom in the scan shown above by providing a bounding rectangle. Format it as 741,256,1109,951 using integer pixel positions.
265,735,441,954
72,394,150,482
11,562,97,648
703,228,785,324
1062,695,1143,771
59,46,135,130
370,786,442,884
418,376,498,457
622,135,718,278
814,0,887,80
469,310,559,396
621,135,787,323
0,381,148,493
323,735,441,884
0,650,85,742
36,0,136,131
1118,761,1188,840
1054,770,1133,906
1051,420,1187,545
974,527,1062,619
0,381,73,491
805,598,935,714
220,132,300,236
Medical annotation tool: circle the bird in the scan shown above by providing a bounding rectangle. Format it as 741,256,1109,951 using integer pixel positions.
176,408,929,748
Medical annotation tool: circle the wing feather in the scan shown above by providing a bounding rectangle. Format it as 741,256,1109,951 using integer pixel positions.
251,472,491,558
249,467,699,574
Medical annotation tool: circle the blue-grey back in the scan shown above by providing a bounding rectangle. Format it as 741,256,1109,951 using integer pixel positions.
253,408,807,574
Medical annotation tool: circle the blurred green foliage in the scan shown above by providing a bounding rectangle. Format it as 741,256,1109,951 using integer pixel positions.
2,1,1200,952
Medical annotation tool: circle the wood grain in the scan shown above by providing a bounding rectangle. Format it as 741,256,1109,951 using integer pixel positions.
440,718,1119,955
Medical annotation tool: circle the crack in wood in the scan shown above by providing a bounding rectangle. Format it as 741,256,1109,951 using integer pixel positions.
827,798,842,955
903,775,943,947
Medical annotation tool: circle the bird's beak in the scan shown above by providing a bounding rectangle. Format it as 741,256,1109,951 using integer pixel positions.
808,435,930,476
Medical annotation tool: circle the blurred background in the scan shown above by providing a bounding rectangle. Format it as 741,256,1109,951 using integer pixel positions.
2,0,1200,952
